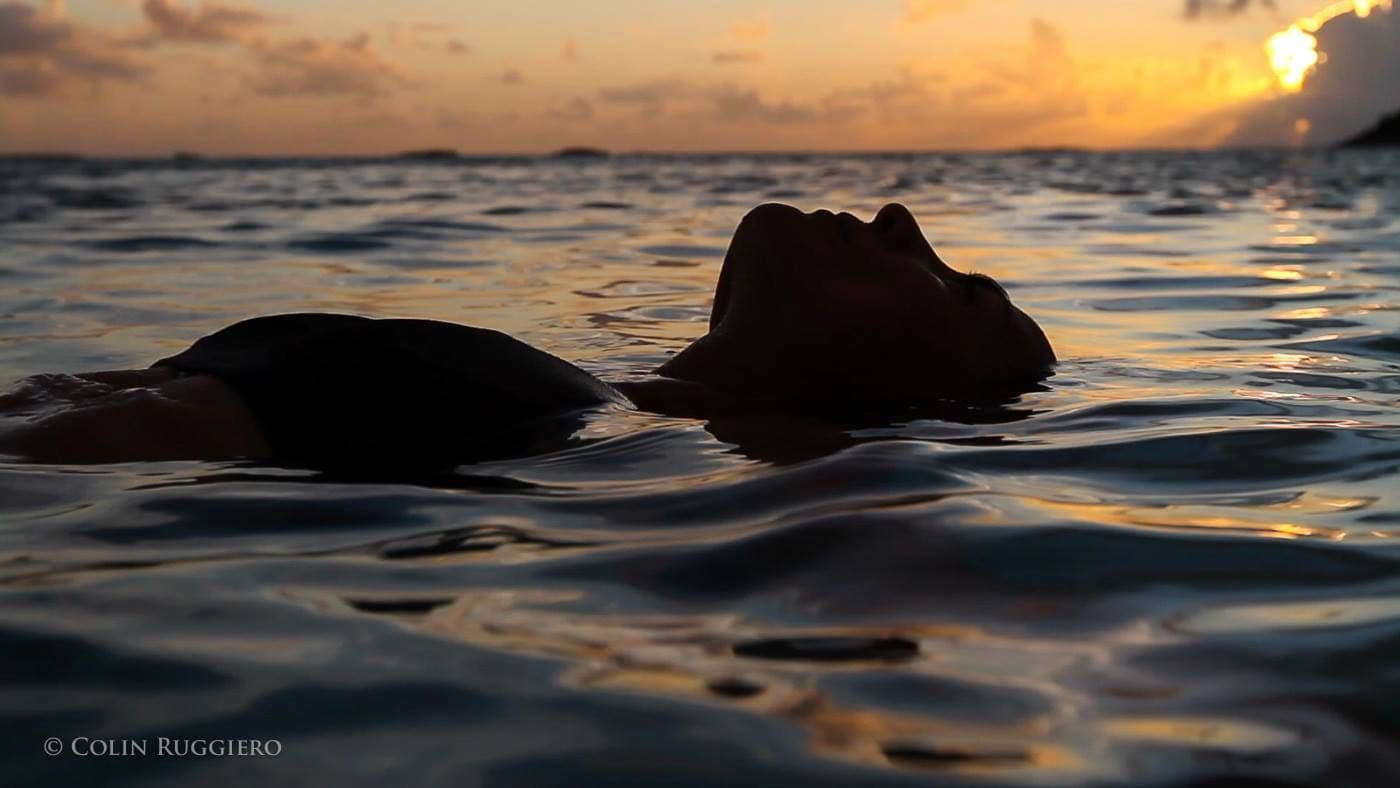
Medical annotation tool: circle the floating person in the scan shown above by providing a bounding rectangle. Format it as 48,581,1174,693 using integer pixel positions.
0,203,1055,468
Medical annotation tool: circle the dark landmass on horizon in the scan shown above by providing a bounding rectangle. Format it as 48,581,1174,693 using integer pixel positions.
553,146,610,158
8,131,1400,163
1340,107,1400,147
0,152,87,162
391,146,610,160
395,149,462,160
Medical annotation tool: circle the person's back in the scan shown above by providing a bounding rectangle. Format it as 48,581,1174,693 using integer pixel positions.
152,315,627,469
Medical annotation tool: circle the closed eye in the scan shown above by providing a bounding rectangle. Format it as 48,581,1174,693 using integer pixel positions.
965,272,1009,304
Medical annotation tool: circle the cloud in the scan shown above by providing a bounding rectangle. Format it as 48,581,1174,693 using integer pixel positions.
596,77,856,128
549,96,593,121
825,68,936,120
705,83,823,124
903,0,969,25
501,66,523,84
139,0,267,44
712,49,763,64
0,2,68,53
728,15,770,42
598,77,692,117
386,20,460,51
1223,3,1400,144
0,2,149,96
1,63,56,94
717,14,768,65
1183,0,1275,20
980,20,1088,124
1028,18,1074,86
247,32,407,98
590,17,1094,147
850,19,1088,145
435,107,469,129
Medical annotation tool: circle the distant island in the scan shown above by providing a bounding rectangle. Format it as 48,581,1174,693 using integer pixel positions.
395,149,462,160
0,152,84,162
1339,108,1400,147
553,146,610,158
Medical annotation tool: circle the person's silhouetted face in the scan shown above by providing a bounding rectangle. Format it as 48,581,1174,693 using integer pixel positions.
658,202,1055,405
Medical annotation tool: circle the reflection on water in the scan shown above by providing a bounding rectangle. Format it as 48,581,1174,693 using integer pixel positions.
1,150,1398,785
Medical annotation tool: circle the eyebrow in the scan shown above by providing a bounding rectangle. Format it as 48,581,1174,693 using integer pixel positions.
967,272,1012,318
968,272,1009,300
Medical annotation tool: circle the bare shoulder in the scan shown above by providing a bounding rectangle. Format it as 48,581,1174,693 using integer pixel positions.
0,369,269,464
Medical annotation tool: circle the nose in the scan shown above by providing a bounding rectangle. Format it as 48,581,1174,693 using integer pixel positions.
835,211,864,238
872,202,917,236
871,202,945,265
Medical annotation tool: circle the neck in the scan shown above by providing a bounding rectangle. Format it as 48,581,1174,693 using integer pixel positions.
609,376,744,419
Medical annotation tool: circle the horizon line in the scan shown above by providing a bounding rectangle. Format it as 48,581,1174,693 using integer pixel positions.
0,143,1345,160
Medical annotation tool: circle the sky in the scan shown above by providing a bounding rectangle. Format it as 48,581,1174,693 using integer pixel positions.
0,0,1396,154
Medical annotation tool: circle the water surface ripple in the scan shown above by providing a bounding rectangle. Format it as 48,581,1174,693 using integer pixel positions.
2,151,1398,786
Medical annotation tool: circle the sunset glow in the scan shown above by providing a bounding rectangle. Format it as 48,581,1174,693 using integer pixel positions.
0,0,1395,153
1265,0,1393,92
1267,26,1320,91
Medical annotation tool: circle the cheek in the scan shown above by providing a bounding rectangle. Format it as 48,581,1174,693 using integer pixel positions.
817,278,937,337
884,276,959,335
894,292,1009,365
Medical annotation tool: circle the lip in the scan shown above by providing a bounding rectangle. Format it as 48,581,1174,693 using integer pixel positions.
835,211,864,242
804,208,863,244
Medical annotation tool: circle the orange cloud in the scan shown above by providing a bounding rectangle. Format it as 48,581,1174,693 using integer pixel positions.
598,77,693,118
549,96,592,120
139,0,267,44
717,14,768,69
903,0,969,25
580,19,1095,148
595,77,858,129
728,15,771,42
247,32,407,98
386,20,460,51
0,1,148,96
712,49,763,64
1183,0,1276,19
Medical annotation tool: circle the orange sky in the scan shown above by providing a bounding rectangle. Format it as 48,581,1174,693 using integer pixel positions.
0,0,1393,154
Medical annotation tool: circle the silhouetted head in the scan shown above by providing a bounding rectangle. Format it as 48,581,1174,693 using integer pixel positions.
657,202,1055,405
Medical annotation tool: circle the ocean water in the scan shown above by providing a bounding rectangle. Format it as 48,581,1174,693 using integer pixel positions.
1,151,1397,786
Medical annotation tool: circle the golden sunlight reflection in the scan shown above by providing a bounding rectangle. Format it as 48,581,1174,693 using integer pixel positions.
1266,0,1393,92
1174,596,1400,634
1273,307,1333,320
302,587,1105,778
1102,717,1298,752
1261,351,1331,370
1257,491,1377,513
1026,498,1351,540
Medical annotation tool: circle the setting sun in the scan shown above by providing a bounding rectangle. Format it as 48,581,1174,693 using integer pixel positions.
1267,25,1321,91
1265,0,1393,92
